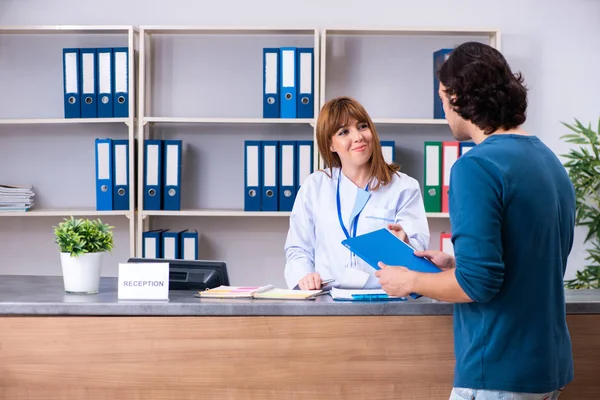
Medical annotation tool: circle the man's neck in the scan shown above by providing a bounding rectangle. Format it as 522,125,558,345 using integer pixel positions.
341,164,371,189
471,126,528,144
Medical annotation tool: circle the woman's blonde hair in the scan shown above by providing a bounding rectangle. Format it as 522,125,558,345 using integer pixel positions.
316,96,400,191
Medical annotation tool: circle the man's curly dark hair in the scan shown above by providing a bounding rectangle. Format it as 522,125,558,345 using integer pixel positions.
437,42,528,135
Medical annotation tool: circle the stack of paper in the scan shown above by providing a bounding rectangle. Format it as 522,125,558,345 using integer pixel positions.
330,288,406,301
197,285,323,300
0,185,35,212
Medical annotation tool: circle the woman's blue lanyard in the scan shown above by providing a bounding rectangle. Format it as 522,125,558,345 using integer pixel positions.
336,172,370,256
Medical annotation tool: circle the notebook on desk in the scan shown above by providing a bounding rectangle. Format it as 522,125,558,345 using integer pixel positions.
253,288,325,300
341,228,442,274
196,285,272,298
196,285,323,300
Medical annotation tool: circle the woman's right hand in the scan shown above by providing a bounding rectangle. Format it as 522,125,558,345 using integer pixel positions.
298,272,322,290
388,223,409,244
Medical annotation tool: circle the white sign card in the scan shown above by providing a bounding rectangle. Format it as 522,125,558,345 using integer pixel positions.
117,262,170,301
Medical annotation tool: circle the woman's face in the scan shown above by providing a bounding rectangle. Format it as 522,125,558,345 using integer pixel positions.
329,117,373,169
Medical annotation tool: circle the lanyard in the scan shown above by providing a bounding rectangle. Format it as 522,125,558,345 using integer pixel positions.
336,172,370,240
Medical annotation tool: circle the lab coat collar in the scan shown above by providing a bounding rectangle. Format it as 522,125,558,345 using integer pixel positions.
335,168,372,229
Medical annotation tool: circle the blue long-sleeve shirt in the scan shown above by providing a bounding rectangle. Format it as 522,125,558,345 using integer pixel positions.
449,134,575,393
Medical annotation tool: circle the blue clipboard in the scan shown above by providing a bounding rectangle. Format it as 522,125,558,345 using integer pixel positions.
341,228,442,274
341,228,442,299
350,294,407,302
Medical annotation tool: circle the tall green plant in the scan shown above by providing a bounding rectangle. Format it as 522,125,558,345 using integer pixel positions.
561,118,600,289
53,216,115,257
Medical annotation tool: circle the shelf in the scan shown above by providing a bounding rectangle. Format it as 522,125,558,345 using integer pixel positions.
0,24,139,259
0,118,130,125
143,117,314,126
141,210,449,218
141,210,291,217
372,118,448,125
0,209,132,217
321,27,501,52
0,25,135,35
323,27,500,37
140,26,317,35
426,212,449,218
320,28,501,122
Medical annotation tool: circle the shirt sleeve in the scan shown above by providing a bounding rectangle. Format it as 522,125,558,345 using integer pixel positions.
394,177,431,251
283,182,316,288
450,155,505,303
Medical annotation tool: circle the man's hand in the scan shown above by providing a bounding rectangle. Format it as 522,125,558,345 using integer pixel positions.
413,250,456,270
388,223,409,244
377,250,472,303
375,263,416,297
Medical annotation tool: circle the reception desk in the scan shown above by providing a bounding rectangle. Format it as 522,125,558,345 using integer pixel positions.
1,275,599,400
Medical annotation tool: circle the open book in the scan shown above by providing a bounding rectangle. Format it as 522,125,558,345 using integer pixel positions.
196,285,324,300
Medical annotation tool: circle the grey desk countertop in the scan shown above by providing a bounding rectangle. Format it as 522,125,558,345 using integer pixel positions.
1,275,599,316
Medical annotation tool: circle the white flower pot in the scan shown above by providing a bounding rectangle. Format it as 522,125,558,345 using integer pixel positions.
60,252,105,294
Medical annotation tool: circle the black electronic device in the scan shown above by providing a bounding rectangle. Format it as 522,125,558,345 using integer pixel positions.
126,258,229,291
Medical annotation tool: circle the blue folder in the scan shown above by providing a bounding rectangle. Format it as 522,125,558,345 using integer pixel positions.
333,293,408,302
341,228,442,274
433,48,453,119
342,228,442,299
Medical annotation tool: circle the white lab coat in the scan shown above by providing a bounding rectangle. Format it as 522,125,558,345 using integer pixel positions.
284,167,430,289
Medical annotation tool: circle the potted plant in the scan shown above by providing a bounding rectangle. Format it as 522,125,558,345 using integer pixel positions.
53,216,115,294
560,118,600,289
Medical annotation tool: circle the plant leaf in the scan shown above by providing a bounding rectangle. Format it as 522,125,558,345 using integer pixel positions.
53,216,114,256
561,117,600,289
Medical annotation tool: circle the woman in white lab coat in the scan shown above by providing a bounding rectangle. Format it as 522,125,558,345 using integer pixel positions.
284,96,430,290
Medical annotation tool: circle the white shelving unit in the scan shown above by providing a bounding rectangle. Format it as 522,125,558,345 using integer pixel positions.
320,27,501,108
144,117,314,125
371,118,448,125
2,25,500,266
0,209,131,217
0,25,138,258
318,27,501,219
135,26,488,256
142,210,291,217
136,26,320,255
0,118,130,125
426,212,450,218
320,26,501,121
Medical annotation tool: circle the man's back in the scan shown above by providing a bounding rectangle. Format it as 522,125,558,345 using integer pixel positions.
449,133,575,393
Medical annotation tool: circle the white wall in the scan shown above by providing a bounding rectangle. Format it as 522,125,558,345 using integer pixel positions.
0,0,598,286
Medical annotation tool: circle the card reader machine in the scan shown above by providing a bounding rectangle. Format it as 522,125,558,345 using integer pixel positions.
126,258,230,291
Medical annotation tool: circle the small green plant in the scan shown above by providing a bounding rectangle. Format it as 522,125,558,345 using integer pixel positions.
53,216,115,257
561,118,600,289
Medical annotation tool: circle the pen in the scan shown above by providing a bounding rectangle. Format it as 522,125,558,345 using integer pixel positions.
351,294,407,301
321,278,335,285
253,284,274,293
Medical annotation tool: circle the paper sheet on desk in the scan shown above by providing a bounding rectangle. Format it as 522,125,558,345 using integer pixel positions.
330,288,407,301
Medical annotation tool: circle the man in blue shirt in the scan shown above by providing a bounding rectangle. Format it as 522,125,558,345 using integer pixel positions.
376,42,575,400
